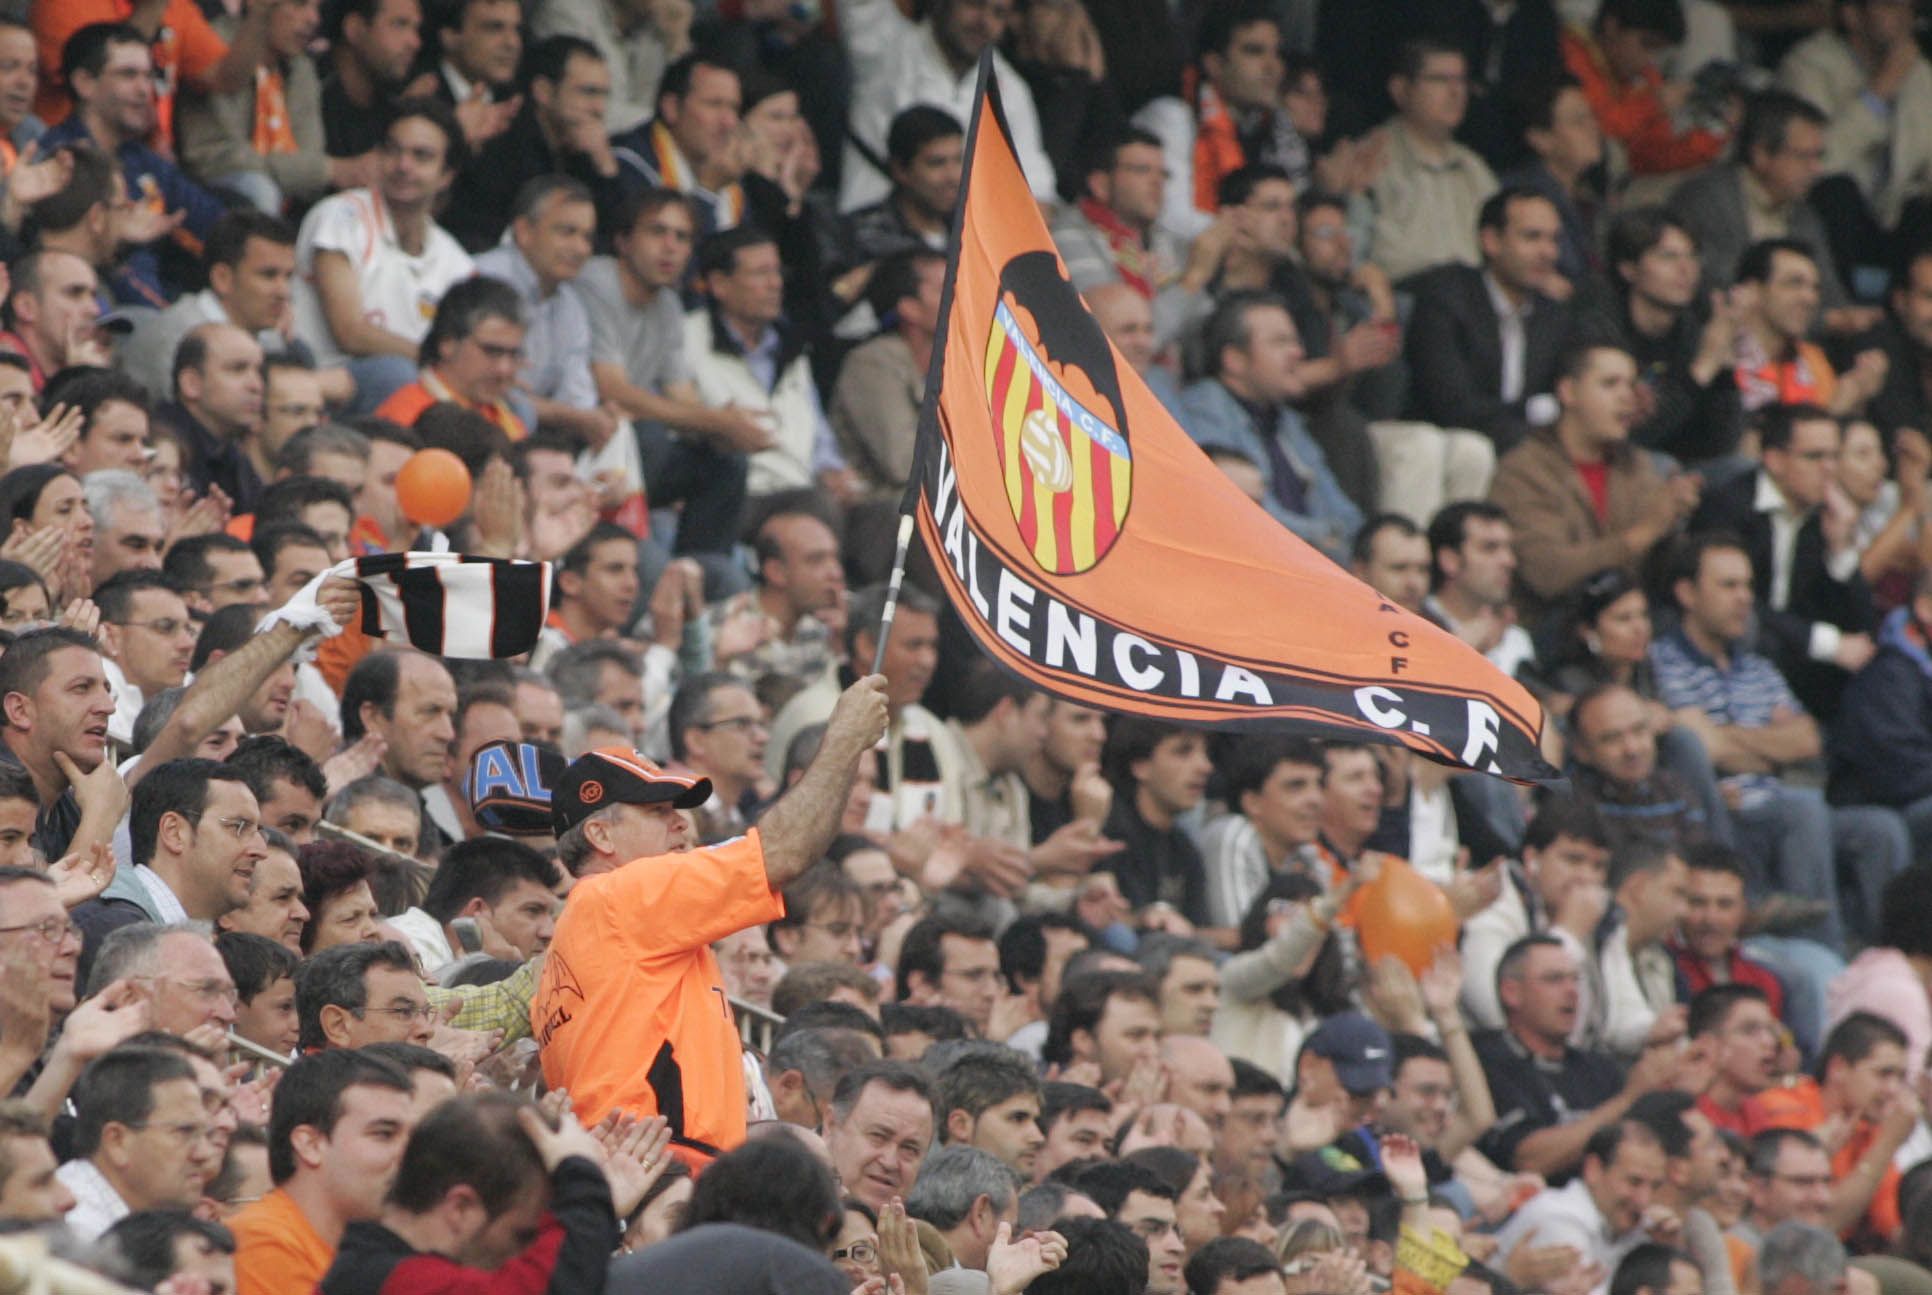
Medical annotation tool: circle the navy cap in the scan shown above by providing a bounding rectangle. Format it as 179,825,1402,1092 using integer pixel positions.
466,740,567,836
551,747,711,835
1286,1148,1391,1198
1303,1011,1395,1095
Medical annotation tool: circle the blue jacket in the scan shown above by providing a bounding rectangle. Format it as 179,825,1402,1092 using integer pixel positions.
1177,377,1362,559
38,116,228,303
1829,607,1932,807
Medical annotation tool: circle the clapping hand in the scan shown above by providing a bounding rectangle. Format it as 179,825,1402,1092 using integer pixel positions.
590,1109,673,1217
987,1223,1068,1295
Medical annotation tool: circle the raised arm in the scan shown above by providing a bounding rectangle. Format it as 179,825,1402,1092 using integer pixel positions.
754,674,888,888
129,578,359,783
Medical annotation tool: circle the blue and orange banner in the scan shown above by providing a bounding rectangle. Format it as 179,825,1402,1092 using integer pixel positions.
904,60,1554,782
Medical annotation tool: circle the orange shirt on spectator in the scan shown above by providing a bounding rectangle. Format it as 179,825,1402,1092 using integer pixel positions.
229,1186,335,1295
1736,341,1838,414
1559,27,1725,176
534,828,783,1165
375,374,527,442
1744,1077,1901,1242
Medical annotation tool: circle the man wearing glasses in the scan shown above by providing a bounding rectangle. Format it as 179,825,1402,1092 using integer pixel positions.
373,275,532,439
295,942,439,1052
71,759,265,964
86,923,240,1048
164,534,270,618
668,673,769,845
93,571,197,748
55,1045,218,1241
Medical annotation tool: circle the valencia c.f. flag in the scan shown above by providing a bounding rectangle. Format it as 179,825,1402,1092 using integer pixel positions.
903,60,1556,783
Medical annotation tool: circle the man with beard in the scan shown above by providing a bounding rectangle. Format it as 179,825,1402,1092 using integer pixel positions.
319,0,420,158
1490,343,1700,623
1021,700,1110,848
837,107,961,274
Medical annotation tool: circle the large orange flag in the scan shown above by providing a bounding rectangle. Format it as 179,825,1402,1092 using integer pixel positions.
904,62,1554,783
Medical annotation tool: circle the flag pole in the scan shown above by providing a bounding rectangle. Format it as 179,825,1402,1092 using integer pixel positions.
870,514,918,675
870,52,998,677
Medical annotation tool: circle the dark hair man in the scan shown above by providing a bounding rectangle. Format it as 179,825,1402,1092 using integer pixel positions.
317,1092,621,1293
228,1047,414,1295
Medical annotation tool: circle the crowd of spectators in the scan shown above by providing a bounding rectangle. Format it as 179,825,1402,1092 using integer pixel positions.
0,0,1931,1293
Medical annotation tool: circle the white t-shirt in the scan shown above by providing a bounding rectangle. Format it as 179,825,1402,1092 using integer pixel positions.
292,188,474,367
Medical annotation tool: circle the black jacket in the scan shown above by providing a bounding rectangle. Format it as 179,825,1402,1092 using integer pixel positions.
1403,263,1571,451
442,104,627,253
1864,315,1932,444
1830,640,1932,807
1687,468,1876,717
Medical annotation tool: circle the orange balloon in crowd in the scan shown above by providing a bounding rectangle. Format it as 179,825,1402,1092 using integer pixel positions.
396,448,472,529
1350,857,1460,974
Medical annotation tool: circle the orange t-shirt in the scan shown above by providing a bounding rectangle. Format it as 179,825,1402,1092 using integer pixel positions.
229,1186,334,1295
1736,340,1839,415
33,0,227,137
1743,1077,1902,1242
534,830,783,1162
374,379,528,442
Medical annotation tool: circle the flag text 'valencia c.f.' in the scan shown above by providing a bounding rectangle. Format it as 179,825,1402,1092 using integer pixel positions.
903,61,1555,783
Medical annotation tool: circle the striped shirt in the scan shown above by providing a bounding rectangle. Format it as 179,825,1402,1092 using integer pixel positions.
1649,627,1802,801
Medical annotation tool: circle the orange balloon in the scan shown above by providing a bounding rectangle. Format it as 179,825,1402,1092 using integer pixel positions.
396,448,472,529
1351,857,1459,975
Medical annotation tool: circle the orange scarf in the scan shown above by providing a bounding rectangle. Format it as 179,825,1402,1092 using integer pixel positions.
1191,80,1246,216
419,368,527,442
251,65,297,156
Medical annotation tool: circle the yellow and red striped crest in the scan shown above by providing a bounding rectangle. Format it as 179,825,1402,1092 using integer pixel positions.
983,297,1133,575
